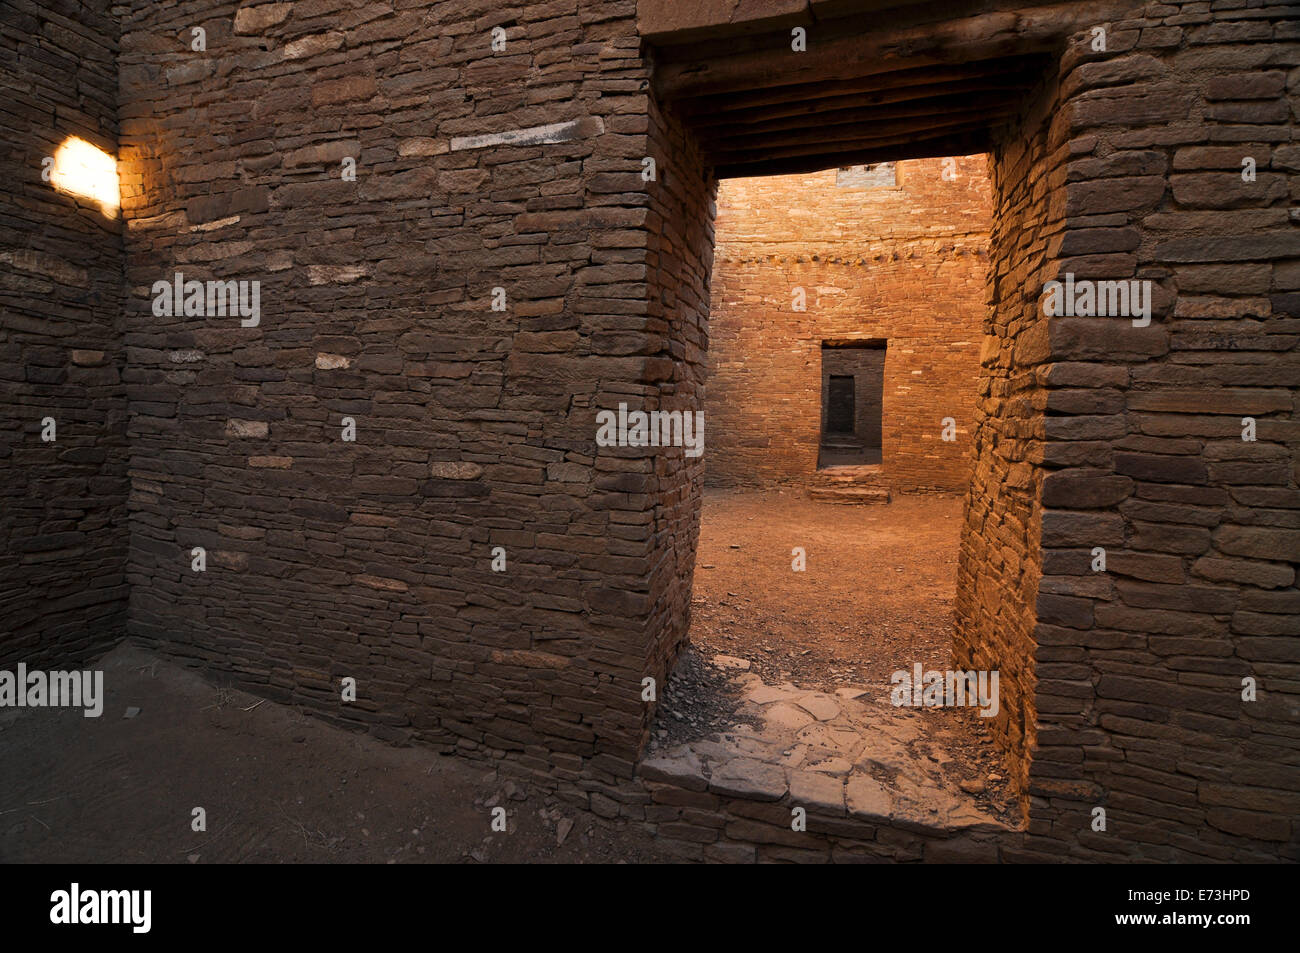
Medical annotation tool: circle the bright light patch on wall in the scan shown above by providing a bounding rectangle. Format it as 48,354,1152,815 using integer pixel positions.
50,136,120,216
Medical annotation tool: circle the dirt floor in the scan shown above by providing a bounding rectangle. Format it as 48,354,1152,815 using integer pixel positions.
692,487,965,688
1,488,1017,863
0,643,673,864
663,487,1018,823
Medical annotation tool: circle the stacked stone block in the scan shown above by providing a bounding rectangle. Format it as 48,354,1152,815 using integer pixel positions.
0,0,129,668
117,0,690,782
956,0,1300,861
0,0,1294,863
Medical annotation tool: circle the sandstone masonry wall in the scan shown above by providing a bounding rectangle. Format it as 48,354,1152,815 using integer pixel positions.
705,157,991,493
3,0,1293,864
1012,1,1300,862
0,0,128,668
116,0,687,784
637,92,714,775
953,68,1058,823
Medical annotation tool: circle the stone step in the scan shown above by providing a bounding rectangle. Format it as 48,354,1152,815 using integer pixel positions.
815,473,887,486
811,465,889,488
808,485,891,505
641,656,1012,862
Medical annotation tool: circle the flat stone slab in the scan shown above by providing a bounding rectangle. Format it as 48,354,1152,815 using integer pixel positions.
945,803,1006,832
639,747,708,792
797,723,864,754
712,654,751,671
709,757,788,801
764,702,816,732
789,769,846,816
646,650,1016,838
794,692,841,722
891,777,970,828
746,684,802,705
846,774,893,819
687,739,738,762
449,116,604,151
718,734,786,762
876,718,923,745
859,751,909,775
808,485,891,504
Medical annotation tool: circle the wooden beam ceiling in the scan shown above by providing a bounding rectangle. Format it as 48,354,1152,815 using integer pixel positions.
697,88,1030,143
679,57,1045,122
714,130,992,179
648,0,1143,177
673,55,1044,176
653,1,1137,100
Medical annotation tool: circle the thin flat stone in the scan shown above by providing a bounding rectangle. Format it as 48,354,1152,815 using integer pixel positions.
947,803,1006,831
450,117,603,151
712,654,751,671
746,684,800,705
726,735,786,760
797,723,862,752
878,719,922,744
859,751,909,775
795,693,841,722
846,774,893,819
708,758,788,801
688,740,737,762
639,748,708,792
789,770,846,816
764,702,816,732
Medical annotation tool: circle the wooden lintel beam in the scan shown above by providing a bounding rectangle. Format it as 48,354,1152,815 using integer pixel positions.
696,87,1027,140
655,1,1137,100
687,72,1040,129
708,117,996,165
702,106,1017,154
676,55,1044,119
712,130,992,178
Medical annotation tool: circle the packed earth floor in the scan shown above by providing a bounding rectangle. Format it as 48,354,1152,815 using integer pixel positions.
1,492,1020,864
0,644,675,864
648,488,1020,829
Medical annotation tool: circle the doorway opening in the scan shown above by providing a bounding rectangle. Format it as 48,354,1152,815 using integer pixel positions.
819,340,885,468
649,155,1017,832
636,1,1086,848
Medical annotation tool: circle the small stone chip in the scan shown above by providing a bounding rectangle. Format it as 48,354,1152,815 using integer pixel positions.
712,654,751,671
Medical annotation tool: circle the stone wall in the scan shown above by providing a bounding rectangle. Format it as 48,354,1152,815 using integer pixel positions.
705,157,991,492
0,0,128,668
655,0,1300,862
116,0,691,782
2,0,1294,863
635,769,1003,864
952,69,1062,820
1012,1,1300,862
637,92,715,776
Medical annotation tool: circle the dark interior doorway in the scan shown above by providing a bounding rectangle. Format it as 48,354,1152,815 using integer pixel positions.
819,340,885,467
827,375,856,434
